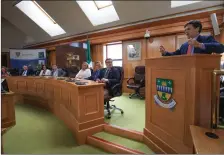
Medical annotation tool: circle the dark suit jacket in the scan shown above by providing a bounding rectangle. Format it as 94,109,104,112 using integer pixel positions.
163,35,224,56
20,69,33,76
51,68,66,77
99,67,120,89
88,70,100,81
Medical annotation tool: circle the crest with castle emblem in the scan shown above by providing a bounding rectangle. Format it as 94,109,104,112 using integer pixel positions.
15,52,20,57
154,78,176,109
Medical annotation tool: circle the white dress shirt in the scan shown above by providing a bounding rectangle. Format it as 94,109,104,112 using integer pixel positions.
39,69,51,76
22,70,27,76
75,69,91,79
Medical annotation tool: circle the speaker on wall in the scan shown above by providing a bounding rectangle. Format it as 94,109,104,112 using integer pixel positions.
210,13,220,36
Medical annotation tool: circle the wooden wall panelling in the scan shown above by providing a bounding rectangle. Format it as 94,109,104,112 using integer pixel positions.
48,50,56,67
24,10,224,49
147,35,176,58
91,44,104,66
90,17,220,45
1,52,10,68
122,39,147,93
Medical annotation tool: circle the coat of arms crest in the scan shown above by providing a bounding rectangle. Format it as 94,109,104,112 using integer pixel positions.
154,78,176,109
15,52,20,57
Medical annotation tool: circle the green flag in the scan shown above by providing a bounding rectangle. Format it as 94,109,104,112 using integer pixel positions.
86,40,92,66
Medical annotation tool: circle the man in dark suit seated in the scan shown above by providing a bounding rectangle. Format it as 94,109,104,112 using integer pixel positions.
96,58,120,98
160,20,224,56
20,65,33,76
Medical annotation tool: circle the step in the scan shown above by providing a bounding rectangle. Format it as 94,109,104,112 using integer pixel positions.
88,132,154,154
103,123,144,142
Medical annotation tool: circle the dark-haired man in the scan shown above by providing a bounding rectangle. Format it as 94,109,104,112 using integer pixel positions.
20,65,33,76
160,20,224,56
97,58,120,98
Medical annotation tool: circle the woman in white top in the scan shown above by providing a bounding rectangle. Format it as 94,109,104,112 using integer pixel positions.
39,65,51,76
75,62,91,79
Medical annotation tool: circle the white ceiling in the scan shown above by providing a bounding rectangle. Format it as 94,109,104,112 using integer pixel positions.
1,1,224,47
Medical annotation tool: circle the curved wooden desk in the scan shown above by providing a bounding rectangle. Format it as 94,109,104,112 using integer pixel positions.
6,76,105,145
1,91,16,153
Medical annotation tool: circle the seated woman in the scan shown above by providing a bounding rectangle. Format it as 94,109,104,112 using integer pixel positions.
75,62,91,79
39,65,51,76
1,66,10,77
88,61,102,81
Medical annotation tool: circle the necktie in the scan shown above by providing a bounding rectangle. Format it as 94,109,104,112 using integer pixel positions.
187,45,192,55
22,70,26,76
104,69,109,78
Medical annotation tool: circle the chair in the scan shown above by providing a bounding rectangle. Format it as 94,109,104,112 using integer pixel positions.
219,87,224,124
127,66,145,99
104,66,124,119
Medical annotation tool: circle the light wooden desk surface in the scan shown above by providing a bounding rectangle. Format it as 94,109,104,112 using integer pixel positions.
190,125,224,154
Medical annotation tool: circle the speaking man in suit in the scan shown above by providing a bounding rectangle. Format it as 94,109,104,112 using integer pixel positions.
160,20,224,56
97,58,120,98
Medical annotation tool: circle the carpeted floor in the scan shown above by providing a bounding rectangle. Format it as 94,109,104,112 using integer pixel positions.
3,104,107,154
3,94,146,154
3,94,223,153
105,93,145,132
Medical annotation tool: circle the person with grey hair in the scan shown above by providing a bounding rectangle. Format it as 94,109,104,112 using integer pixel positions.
75,62,91,79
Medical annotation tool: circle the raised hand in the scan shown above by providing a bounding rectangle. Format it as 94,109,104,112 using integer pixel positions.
188,39,203,48
159,46,166,54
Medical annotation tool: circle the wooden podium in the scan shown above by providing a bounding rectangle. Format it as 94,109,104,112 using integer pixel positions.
143,54,221,154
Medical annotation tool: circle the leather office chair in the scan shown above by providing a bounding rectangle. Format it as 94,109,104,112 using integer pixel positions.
104,66,124,119
127,66,145,99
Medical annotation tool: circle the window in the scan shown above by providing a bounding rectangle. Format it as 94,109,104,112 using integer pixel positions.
15,1,66,37
76,1,119,26
171,1,201,8
94,1,112,9
103,42,122,67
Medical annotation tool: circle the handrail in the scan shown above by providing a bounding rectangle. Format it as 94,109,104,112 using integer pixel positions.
211,70,224,129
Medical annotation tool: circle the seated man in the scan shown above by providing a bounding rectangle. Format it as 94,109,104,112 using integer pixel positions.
51,64,66,77
20,65,32,76
75,62,91,79
97,58,120,98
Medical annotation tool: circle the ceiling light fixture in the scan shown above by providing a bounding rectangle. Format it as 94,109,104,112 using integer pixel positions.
15,1,66,37
76,0,119,26
93,1,113,10
171,1,201,8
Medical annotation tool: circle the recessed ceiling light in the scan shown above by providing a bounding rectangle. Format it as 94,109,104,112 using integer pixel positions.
15,1,66,37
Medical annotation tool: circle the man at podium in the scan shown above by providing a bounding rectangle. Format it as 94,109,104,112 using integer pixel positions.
160,20,224,56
